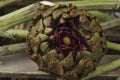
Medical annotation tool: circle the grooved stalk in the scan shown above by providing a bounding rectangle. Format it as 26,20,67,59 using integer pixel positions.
0,43,26,56
0,3,39,31
107,41,120,51
88,11,116,22
1,29,29,39
82,58,120,80
100,18,120,30
56,0,120,10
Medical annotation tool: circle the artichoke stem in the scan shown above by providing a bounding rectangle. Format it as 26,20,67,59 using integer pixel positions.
107,41,120,51
82,58,120,80
0,42,26,56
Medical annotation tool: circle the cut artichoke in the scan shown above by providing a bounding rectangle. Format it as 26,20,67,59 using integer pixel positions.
26,4,106,80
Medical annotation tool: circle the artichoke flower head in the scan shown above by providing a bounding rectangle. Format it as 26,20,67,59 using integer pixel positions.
26,4,106,80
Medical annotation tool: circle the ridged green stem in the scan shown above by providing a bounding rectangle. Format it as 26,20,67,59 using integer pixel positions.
0,3,39,31
0,29,29,39
101,18,120,30
88,11,116,22
0,42,26,56
82,58,120,80
107,41,120,51
56,0,120,10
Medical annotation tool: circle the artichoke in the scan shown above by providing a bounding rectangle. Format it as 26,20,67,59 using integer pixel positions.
26,4,106,80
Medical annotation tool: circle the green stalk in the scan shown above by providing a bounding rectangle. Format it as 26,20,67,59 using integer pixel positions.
89,11,119,30
56,0,120,10
100,18,120,30
88,11,116,22
1,29,29,39
107,41,120,51
0,42,26,56
0,0,119,32
81,58,120,80
0,3,39,31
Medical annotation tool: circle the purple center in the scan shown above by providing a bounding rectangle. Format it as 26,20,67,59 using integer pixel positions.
49,20,85,55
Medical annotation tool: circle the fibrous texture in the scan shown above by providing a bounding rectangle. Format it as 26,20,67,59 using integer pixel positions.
26,4,106,80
